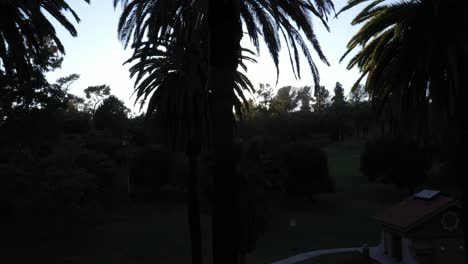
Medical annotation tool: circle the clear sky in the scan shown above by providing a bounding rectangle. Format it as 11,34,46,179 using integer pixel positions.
46,0,364,114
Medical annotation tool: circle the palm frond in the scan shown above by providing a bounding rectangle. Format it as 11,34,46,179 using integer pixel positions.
0,0,90,78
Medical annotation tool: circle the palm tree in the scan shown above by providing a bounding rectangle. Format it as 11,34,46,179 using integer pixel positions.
0,0,90,78
115,1,334,263
115,0,333,81
340,0,468,258
124,20,255,263
341,0,467,139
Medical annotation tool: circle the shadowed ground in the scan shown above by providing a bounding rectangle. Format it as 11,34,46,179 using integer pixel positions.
0,140,405,264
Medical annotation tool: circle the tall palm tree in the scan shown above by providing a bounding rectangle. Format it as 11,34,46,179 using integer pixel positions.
115,1,334,263
340,0,468,259
115,0,333,82
124,18,255,263
341,0,468,139
0,0,90,79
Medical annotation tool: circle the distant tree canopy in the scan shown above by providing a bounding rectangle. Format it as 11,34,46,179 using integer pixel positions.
256,84,326,114
0,41,67,121
313,85,330,113
331,82,346,107
84,85,111,115
94,95,130,137
328,82,351,141
0,62,139,223
241,82,376,143
270,86,299,113
348,84,368,105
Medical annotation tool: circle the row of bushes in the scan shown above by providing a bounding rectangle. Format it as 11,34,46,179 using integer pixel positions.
128,138,335,204
359,136,463,194
1,129,335,230
0,137,126,226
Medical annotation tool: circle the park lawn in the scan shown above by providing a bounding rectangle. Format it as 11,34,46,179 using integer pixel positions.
1,140,406,264
297,252,379,264
246,140,406,264
1,202,191,264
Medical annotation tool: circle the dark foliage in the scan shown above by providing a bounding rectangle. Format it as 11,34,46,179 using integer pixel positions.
361,137,431,193
94,95,130,137
284,143,334,202
237,138,273,255
0,137,98,224
129,145,174,199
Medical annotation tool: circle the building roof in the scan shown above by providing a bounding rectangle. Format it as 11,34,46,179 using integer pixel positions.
414,189,440,199
375,192,457,233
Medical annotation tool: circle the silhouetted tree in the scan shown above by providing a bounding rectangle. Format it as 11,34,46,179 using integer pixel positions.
94,95,130,138
270,86,299,113
361,137,430,194
351,101,373,139
0,0,90,81
118,10,255,263
297,86,313,112
284,143,334,203
328,82,349,141
255,83,275,114
348,84,368,104
313,85,330,113
84,85,111,115
341,0,468,253
331,82,345,107
0,39,69,119
115,0,334,262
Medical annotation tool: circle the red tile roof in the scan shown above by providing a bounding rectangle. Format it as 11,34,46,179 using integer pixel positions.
375,194,456,232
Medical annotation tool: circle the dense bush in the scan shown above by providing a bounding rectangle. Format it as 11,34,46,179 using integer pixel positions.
283,142,334,201
0,110,129,225
360,137,430,193
0,140,100,224
237,138,273,254
129,145,175,199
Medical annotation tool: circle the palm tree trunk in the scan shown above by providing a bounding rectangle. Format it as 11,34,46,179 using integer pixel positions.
187,141,202,264
208,1,242,263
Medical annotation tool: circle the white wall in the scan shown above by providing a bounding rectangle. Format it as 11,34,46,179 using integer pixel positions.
402,236,419,264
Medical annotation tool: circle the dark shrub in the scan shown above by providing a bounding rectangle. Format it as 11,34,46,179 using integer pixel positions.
129,145,173,199
361,137,430,193
0,141,99,224
237,137,273,255
283,142,334,201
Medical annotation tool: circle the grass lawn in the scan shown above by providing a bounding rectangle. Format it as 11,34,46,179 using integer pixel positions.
1,140,406,264
1,202,191,264
297,252,379,264
246,140,406,264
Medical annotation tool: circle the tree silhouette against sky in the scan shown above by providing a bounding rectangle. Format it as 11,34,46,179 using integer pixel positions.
341,0,468,258
114,0,334,263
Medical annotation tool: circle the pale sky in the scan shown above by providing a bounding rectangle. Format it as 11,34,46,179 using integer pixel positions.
46,0,364,114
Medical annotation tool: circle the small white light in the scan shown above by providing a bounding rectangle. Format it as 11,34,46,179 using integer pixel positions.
440,246,445,251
